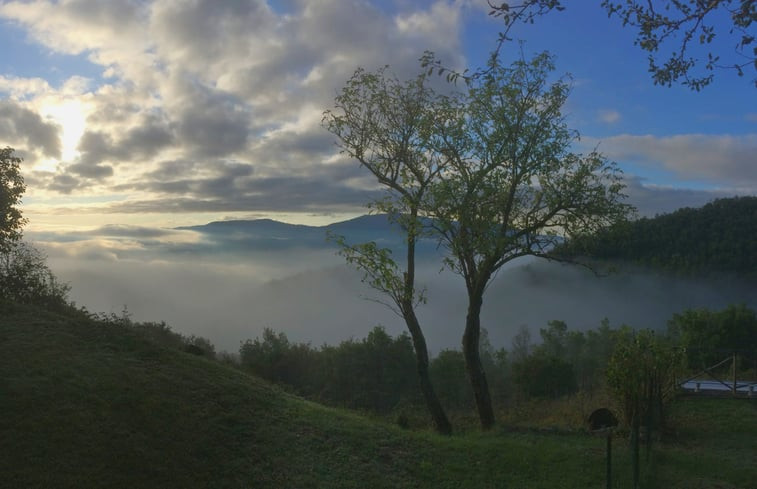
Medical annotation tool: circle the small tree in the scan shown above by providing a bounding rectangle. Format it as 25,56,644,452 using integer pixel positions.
0,147,69,308
323,68,453,434
606,329,683,487
427,52,630,429
0,147,27,253
0,241,70,308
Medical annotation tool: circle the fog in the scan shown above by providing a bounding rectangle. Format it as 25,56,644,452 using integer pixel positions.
44,240,757,354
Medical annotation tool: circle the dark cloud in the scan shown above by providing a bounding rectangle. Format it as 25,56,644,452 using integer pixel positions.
0,100,61,157
596,134,757,189
173,82,251,157
145,159,198,181
97,180,377,214
77,113,174,166
68,161,114,179
104,159,377,213
155,0,275,66
623,175,743,217
83,224,187,239
47,173,82,194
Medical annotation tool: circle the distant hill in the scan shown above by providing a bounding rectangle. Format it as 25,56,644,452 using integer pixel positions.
178,214,439,255
555,196,757,278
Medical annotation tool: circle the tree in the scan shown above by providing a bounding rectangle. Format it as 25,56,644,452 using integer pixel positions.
485,1,756,90
323,68,453,434
0,147,27,253
606,329,683,487
668,304,757,369
0,240,70,308
427,52,630,429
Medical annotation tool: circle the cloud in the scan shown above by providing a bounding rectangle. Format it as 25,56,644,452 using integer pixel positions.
46,173,83,194
622,175,742,217
588,133,757,190
1,0,470,212
0,99,61,157
76,114,174,167
0,75,52,99
597,109,620,124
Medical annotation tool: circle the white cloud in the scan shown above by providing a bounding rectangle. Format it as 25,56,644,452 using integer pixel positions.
597,109,620,124
587,133,757,190
0,0,470,220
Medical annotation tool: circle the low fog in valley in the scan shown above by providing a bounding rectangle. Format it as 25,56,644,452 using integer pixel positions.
34,220,757,354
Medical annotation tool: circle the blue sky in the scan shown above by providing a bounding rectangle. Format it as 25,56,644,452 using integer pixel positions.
0,0,755,233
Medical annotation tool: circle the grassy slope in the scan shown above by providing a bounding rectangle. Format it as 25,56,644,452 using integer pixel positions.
1,303,755,489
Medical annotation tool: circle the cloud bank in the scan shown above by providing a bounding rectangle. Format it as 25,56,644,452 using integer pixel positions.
0,0,467,221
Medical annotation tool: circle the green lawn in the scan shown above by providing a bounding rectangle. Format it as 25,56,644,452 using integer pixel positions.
1,302,754,488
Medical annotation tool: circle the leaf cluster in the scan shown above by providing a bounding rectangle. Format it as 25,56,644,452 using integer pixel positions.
602,0,757,89
426,52,630,291
0,147,27,253
480,1,755,90
606,329,683,428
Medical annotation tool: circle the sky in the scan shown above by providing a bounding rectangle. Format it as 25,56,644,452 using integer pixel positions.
0,0,755,232
1,0,755,350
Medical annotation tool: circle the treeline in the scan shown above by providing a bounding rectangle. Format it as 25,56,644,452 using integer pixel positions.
228,303,757,424
556,196,757,277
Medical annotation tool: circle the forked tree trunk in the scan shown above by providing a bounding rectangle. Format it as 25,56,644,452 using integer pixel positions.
403,306,452,435
463,291,495,430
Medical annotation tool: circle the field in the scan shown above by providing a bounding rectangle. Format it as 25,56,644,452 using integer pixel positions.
1,302,755,488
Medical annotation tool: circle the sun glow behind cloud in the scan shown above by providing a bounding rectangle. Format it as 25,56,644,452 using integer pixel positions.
37,98,87,169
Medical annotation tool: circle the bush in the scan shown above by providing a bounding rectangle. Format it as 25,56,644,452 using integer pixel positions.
512,353,578,399
0,241,69,309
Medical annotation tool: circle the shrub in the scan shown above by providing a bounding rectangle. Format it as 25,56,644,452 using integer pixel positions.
0,241,69,309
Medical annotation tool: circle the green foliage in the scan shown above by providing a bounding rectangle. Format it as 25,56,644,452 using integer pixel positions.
327,49,631,430
430,349,474,410
0,147,71,310
556,196,757,278
3,302,755,488
485,1,756,90
668,303,757,369
426,49,630,429
0,240,70,309
606,329,683,429
511,319,622,400
429,51,630,277
319,326,418,413
239,328,320,394
0,147,26,253
239,326,419,414
324,62,454,434
600,0,756,89
513,353,577,399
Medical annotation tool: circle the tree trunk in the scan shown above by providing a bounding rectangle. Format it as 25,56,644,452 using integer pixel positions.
404,307,452,435
463,290,496,430
400,212,451,435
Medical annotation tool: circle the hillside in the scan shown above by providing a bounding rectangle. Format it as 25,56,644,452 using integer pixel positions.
1,302,755,488
556,196,757,278
176,214,439,256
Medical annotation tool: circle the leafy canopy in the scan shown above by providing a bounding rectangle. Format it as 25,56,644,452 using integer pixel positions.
0,147,27,253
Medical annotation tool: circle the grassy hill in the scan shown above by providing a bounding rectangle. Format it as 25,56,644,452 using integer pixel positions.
1,302,755,488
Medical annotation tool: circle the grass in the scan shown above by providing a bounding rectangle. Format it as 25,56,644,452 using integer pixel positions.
1,301,755,488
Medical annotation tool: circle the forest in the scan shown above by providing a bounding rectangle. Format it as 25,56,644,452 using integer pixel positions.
555,196,757,277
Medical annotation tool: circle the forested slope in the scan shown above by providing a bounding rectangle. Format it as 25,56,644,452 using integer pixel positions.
557,196,757,277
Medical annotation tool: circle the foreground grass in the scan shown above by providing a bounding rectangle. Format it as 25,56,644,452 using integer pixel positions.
1,302,754,488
